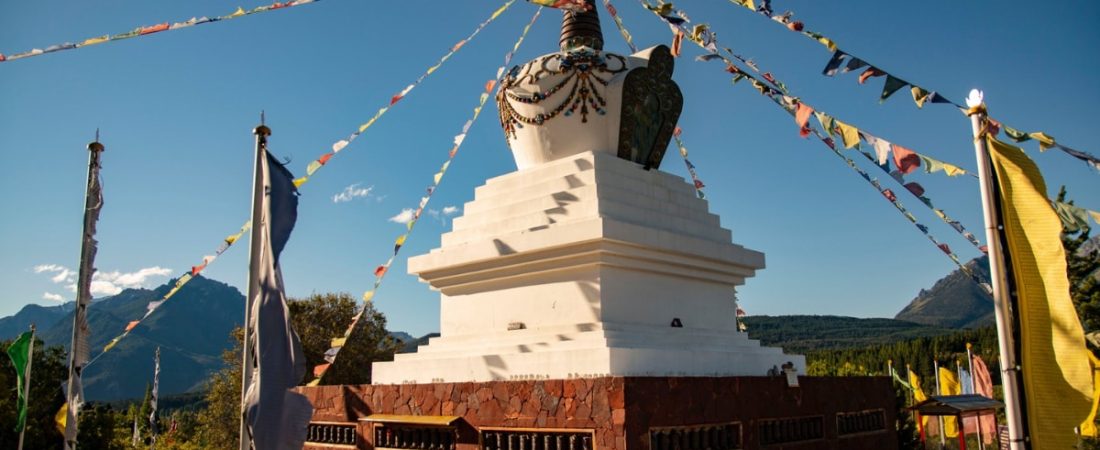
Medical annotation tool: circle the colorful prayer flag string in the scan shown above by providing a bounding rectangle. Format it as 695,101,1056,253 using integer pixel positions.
84,0,517,367
525,0,590,11
601,0,639,53
306,6,544,386
716,0,1100,171
672,128,705,199
0,0,320,63
291,0,517,189
639,0,990,283
90,221,251,364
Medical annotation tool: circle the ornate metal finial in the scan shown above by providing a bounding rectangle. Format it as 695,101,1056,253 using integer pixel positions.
560,0,603,52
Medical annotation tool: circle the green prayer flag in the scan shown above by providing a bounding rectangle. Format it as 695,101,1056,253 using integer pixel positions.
7,331,33,432
1004,125,1030,143
891,367,913,390
880,75,908,103
814,112,835,138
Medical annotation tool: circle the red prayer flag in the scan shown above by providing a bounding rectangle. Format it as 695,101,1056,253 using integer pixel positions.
892,145,921,174
674,126,683,137
318,153,334,165
608,4,618,16
140,23,170,35
795,103,814,138
670,30,684,57
858,67,885,84
374,265,387,277
693,179,705,189
452,40,466,52
882,189,897,202
904,182,925,197
125,320,140,332
938,243,952,255
485,80,497,93
969,355,998,443
390,94,403,105
313,363,330,377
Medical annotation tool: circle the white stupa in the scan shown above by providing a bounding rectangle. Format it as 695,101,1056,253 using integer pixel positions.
371,5,803,384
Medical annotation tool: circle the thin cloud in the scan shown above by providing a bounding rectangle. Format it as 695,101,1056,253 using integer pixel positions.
332,183,374,203
388,208,415,224
35,264,172,297
42,292,65,302
442,206,459,216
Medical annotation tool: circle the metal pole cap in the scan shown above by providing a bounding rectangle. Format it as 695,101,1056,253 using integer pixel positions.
253,125,272,137
87,142,105,153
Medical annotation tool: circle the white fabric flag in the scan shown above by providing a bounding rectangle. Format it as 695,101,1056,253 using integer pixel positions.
242,149,312,450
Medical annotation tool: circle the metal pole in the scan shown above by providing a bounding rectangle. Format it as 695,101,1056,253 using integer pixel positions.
65,139,105,450
17,324,35,450
240,120,270,450
935,360,946,448
965,89,1026,449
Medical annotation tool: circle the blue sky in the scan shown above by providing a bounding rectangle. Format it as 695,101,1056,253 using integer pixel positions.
1,0,1097,337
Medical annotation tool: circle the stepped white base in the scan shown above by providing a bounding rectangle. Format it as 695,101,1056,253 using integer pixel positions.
372,151,803,384
372,323,804,384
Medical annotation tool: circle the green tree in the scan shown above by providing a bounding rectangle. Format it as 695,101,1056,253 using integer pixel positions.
193,292,401,448
288,292,402,385
0,339,67,449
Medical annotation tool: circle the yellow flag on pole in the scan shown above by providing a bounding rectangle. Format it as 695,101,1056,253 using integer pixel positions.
938,366,961,437
987,136,1093,448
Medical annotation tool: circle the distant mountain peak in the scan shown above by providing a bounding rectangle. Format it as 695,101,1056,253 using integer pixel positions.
894,256,994,329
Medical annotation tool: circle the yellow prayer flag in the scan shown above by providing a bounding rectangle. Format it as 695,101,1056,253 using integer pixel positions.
908,369,928,402
987,136,1093,448
1028,132,1056,151
395,235,407,246
362,291,375,302
490,2,509,20
81,36,109,46
330,337,347,348
938,366,961,437
834,120,860,149
231,7,246,17
911,86,930,108
433,172,443,185
1080,352,1100,437
293,176,308,188
55,403,67,435
307,378,321,387
1090,210,1100,226
103,337,121,353
943,163,966,177
816,37,837,52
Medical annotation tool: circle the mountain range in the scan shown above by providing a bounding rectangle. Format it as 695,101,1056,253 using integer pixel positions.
1,276,244,401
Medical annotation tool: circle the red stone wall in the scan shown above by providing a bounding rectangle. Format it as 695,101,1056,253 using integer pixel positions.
295,376,897,450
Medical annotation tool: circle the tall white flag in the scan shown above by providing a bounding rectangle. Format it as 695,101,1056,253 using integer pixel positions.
242,149,312,450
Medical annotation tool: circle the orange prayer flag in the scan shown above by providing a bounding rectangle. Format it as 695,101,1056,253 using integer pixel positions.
892,145,921,174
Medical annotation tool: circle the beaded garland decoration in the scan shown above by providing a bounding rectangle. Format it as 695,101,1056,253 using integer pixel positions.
497,48,628,138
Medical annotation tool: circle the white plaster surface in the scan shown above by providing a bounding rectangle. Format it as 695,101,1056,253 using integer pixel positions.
371,151,805,384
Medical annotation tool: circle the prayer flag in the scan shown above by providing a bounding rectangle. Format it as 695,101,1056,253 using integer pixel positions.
938,366,961,437
1080,352,1100,437
6,331,33,432
242,148,312,450
880,75,907,103
970,354,997,442
858,67,885,84
892,145,920,174
795,103,813,138
150,348,160,444
987,136,1093,448
911,86,931,108
834,120,860,149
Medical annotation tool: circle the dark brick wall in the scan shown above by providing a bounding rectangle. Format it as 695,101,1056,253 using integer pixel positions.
294,376,896,450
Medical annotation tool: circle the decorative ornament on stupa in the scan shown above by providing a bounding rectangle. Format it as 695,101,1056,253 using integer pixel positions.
497,0,683,170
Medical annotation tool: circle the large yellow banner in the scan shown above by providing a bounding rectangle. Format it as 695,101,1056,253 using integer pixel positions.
987,136,1092,448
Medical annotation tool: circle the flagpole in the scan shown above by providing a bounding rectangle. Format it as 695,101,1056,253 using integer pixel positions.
64,138,105,450
240,119,270,450
16,324,35,450
966,90,1026,450
935,360,946,448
